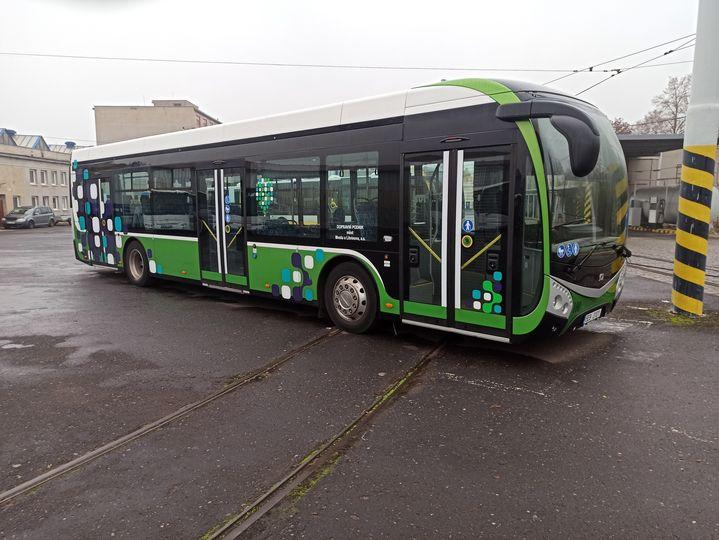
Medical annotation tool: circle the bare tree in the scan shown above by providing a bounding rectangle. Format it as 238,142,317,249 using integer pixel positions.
611,117,633,134
635,75,691,134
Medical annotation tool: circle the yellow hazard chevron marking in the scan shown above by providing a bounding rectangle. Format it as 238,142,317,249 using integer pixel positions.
614,177,628,198
583,184,592,222
686,144,717,160
673,259,706,286
681,166,714,190
678,197,711,224
671,289,703,316
616,201,628,224
676,229,708,255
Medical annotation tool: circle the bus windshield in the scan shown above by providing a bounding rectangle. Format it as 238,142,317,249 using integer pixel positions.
536,112,627,247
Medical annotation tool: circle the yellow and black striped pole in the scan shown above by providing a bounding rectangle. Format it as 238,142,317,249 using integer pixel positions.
671,0,719,317
672,146,715,315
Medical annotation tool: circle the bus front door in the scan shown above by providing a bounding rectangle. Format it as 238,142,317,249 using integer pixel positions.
198,168,247,287
402,146,513,342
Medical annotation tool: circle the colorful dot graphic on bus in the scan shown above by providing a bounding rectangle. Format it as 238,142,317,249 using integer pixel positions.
255,177,275,215
270,249,325,302
470,271,503,314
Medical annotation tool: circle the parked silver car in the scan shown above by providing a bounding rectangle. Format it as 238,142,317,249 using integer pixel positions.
1,206,57,229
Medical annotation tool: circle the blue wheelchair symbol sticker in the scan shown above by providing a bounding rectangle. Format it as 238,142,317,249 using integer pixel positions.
462,219,474,233
557,245,566,258
224,195,230,204
224,214,231,223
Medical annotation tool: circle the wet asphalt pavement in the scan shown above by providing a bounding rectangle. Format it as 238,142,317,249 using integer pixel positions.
1,227,718,538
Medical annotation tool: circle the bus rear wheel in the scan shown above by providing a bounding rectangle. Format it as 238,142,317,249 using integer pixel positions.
324,262,377,334
124,241,151,287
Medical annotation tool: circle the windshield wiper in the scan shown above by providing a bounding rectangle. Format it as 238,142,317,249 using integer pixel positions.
567,240,632,275
551,218,586,230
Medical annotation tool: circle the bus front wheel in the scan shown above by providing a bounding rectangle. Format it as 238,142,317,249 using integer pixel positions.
324,262,377,333
124,241,151,287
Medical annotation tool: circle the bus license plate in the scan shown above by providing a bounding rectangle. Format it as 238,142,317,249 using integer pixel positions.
583,308,603,326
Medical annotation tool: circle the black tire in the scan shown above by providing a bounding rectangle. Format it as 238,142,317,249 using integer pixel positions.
323,262,377,333
48,219,54,227
123,240,152,287
27,220,35,229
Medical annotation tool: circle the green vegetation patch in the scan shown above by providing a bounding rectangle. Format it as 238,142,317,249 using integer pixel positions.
643,307,719,328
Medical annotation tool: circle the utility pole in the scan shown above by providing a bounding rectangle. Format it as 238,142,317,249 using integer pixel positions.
672,0,719,316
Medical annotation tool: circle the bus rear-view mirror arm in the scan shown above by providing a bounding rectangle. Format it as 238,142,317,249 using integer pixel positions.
495,100,601,178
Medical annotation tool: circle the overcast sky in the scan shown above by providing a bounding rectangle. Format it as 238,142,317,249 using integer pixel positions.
0,0,698,145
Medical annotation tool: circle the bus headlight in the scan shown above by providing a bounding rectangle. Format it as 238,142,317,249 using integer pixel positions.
547,278,573,319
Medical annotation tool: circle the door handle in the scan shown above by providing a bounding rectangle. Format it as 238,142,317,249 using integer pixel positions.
487,252,499,272
408,246,420,267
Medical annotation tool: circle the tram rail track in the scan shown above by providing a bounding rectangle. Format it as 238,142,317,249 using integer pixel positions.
203,341,446,539
0,328,342,506
629,254,719,285
630,253,719,278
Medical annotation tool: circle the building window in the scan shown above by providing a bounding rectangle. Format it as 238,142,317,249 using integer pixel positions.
247,156,321,238
13,196,21,208
52,196,59,209
52,171,58,185
42,196,50,207
40,170,48,185
29,169,37,185
31,196,39,206
62,196,69,210
60,172,67,186
326,151,379,242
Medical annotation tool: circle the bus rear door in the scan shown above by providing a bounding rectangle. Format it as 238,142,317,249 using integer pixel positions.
197,168,247,287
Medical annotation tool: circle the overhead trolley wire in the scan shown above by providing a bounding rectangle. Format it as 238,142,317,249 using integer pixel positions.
542,33,696,85
0,51,586,73
0,46,694,77
576,36,696,95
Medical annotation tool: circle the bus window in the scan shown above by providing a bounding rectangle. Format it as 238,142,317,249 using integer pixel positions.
113,171,151,231
326,151,379,242
457,149,509,314
520,157,543,315
247,156,321,238
148,168,195,232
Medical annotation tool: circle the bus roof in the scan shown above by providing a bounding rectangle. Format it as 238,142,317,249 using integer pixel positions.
72,78,570,164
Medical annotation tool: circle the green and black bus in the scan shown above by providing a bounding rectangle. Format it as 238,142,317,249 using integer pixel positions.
71,79,630,343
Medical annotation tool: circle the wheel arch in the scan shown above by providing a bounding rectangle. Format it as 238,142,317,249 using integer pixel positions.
316,255,380,317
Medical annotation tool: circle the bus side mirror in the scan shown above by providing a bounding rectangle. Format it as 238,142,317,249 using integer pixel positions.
549,115,600,178
495,99,601,177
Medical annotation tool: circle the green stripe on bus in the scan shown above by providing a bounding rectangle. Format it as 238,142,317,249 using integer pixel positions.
454,309,506,329
403,301,447,319
225,274,248,286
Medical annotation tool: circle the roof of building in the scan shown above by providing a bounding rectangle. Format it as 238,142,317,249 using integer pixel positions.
94,99,221,124
618,134,686,158
0,128,86,155
49,144,74,153
12,134,51,152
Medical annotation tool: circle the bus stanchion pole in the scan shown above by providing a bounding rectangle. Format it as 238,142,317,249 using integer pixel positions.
672,0,719,317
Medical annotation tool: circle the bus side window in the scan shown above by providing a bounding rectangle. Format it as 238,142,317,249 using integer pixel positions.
246,156,321,238
326,151,379,242
520,157,543,315
113,171,151,231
